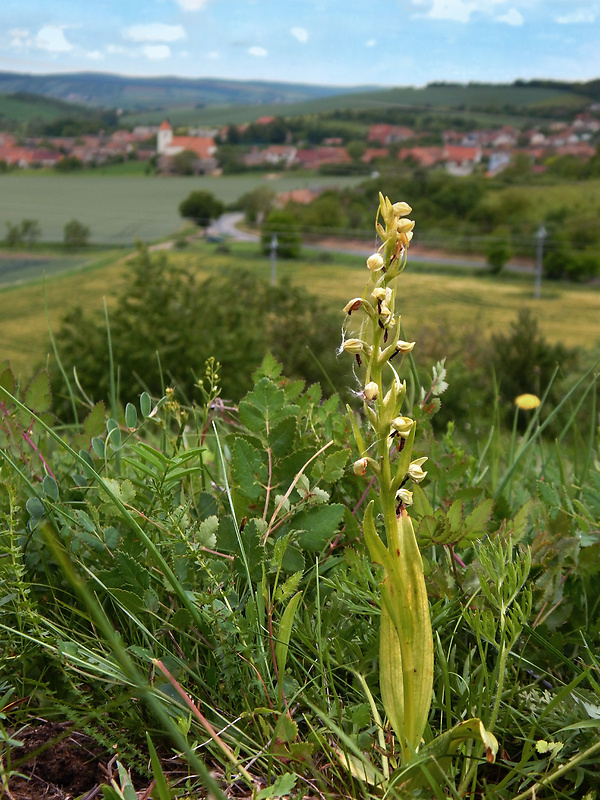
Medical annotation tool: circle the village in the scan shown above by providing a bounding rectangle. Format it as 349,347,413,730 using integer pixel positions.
1,110,599,186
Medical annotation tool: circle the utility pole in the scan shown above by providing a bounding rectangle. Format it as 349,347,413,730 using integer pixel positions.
270,234,278,286
534,225,547,299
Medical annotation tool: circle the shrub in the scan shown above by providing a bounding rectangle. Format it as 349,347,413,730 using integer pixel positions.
48,244,349,415
260,210,301,258
63,219,91,249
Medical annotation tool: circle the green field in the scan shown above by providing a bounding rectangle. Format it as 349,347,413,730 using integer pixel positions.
1,241,599,381
0,173,364,244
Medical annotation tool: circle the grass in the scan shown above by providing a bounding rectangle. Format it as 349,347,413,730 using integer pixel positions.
1,239,599,381
0,173,365,245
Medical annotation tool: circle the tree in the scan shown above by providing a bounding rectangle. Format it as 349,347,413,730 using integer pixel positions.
486,232,512,274
261,210,301,258
20,219,41,248
171,149,198,176
4,222,23,247
178,190,224,228
54,156,84,173
64,219,91,249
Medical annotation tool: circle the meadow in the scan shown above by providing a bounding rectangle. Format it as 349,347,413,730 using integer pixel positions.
0,173,365,244
1,239,599,382
1,202,599,798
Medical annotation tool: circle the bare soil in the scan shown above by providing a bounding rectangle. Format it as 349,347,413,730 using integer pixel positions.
2,722,108,800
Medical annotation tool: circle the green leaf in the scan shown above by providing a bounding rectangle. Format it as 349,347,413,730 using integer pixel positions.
238,377,299,434
0,363,16,397
447,499,463,534
125,403,138,430
295,504,345,551
275,592,302,690
91,436,105,458
322,449,349,483
464,498,494,537
42,475,59,501
274,713,298,744
256,772,297,800
140,391,152,418
26,497,45,520
231,438,268,501
25,370,52,413
268,417,297,458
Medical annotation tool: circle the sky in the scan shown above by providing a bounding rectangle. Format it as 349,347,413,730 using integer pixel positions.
2,0,600,88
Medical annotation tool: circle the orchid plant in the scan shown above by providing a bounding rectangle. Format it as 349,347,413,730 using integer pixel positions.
341,193,498,786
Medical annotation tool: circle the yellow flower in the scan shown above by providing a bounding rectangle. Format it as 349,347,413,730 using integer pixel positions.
515,393,541,410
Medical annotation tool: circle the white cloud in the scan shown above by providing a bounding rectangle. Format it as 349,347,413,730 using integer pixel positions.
9,29,31,48
174,0,209,8
248,46,268,56
556,9,596,23
291,26,308,43
496,8,523,25
365,39,377,46
35,25,73,53
107,44,126,54
142,44,171,60
87,51,104,61
123,23,186,42
427,0,478,23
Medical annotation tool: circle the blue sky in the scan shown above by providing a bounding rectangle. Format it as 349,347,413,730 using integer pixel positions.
2,0,599,87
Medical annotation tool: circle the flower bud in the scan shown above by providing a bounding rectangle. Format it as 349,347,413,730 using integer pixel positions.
397,218,415,234
391,416,414,437
396,487,413,506
342,338,364,355
392,201,412,217
408,457,428,483
372,287,392,303
364,381,379,401
396,340,416,354
353,458,368,476
515,393,541,410
367,253,384,271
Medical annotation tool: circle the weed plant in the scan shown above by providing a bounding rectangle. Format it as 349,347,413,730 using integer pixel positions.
0,196,599,799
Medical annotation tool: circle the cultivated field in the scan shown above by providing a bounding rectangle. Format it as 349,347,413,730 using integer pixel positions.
1,241,598,381
0,173,365,244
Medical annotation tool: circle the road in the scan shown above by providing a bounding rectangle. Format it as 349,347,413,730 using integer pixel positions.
209,213,534,274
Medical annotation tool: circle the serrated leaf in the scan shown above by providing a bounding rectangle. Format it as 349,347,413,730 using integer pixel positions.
411,484,434,518
231,438,267,501
144,588,160,613
274,714,298,744
322,450,349,483
256,772,297,800
268,416,297,458
197,515,218,548
100,478,136,507
464,499,494,537
238,377,299,434
538,481,561,508
0,363,16,397
447,499,463,534
295,504,345,551
25,370,52,413
275,571,303,604
104,527,120,549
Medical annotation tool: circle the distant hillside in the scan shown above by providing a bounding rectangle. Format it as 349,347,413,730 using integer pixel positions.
120,79,600,127
0,71,372,112
0,91,91,125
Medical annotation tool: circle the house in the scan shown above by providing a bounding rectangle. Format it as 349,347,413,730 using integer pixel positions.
362,148,389,163
368,124,414,145
157,121,216,160
443,145,482,175
156,120,217,173
398,147,444,168
277,188,321,206
295,147,351,168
